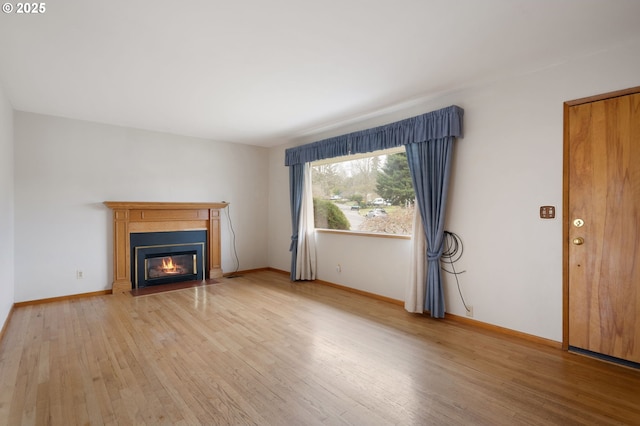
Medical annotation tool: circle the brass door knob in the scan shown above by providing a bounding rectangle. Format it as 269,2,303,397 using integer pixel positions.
572,237,584,245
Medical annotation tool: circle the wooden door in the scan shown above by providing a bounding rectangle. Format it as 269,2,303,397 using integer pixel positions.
565,89,640,364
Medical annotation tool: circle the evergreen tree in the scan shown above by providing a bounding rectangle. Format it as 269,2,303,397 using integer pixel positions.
376,153,414,205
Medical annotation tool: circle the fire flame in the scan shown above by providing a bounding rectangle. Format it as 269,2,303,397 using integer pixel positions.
161,257,178,273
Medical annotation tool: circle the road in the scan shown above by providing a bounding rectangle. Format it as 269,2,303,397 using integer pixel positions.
338,204,365,231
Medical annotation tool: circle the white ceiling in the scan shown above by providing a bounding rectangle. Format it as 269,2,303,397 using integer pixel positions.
1,0,639,147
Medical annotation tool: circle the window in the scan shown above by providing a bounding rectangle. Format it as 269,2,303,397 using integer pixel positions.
311,147,415,236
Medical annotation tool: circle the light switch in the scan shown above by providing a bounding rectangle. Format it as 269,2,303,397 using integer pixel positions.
540,206,555,219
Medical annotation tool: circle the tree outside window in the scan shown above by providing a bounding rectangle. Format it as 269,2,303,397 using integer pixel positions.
311,148,414,235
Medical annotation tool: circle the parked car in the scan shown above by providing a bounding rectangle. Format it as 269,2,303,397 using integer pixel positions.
366,208,387,218
372,197,386,206
350,205,360,210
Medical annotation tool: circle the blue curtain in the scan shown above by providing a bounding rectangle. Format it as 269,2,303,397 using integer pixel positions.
286,105,463,299
289,163,304,280
285,105,463,166
406,138,454,318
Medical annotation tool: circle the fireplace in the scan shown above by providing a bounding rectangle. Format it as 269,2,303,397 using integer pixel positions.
104,202,228,293
131,230,206,288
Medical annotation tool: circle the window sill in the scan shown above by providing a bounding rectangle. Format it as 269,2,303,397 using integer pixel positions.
315,228,411,240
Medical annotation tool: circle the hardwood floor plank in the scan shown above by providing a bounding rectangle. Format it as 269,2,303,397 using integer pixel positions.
1,270,639,425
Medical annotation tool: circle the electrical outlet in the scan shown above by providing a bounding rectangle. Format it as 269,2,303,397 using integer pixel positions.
336,264,342,273
466,305,473,317
76,270,84,279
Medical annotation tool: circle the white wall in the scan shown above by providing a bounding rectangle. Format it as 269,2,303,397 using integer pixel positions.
267,39,640,342
14,113,269,302
0,83,14,331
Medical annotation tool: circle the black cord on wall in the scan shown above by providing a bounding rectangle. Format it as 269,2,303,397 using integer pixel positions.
223,202,242,278
441,231,470,312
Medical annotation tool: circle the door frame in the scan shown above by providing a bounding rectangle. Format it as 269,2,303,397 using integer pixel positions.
562,85,640,350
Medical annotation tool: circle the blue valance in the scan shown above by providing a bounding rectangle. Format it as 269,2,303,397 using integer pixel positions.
284,105,463,166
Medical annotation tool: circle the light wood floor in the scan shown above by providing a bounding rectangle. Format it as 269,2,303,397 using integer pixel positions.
1,270,639,425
